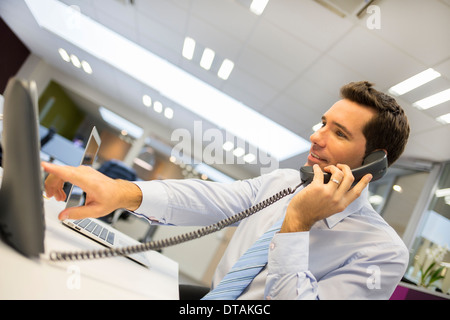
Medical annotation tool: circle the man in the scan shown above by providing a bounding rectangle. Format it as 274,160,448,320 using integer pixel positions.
42,81,410,299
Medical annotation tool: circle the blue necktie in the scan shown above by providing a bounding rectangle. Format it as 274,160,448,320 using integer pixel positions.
202,218,283,300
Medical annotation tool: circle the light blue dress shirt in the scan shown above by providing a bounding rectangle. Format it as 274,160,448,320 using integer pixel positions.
133,168,409,300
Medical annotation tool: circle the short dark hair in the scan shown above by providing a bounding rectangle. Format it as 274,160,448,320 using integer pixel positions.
340,81,410,166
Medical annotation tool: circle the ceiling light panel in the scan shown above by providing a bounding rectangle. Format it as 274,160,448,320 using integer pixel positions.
389,68,441,96
218,59,235,80
142,94,152,107
200,48,215,70
183,36,235,80
70,54,81,68
58,48,92,74
222,141,234,152
232,147,245,157
58,48,70,62
81,60,93,74
27,0,310,161
436,113,450,124
182,37,196,60
413,88,450,110
153,101,163,113
164,107,174,119
250,0,269,15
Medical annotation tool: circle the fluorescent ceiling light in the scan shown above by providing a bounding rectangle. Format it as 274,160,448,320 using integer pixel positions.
222,141,234,152
243,153,256,163
70,54,81,68
233,147,245,157
218,59,234,80
142,94,152,107
153,101,163,113
182,37,196,60
26,0,309,161
389,68,441,96
58,48,70,62
99,106,143,139
81,60,93,74
250,0,269,15
413,88,450,110
436,113,450,124
164,107,174,119
200,48,215,70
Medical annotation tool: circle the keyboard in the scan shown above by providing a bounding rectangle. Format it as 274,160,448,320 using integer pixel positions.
63,218,151,268
72,218,115,245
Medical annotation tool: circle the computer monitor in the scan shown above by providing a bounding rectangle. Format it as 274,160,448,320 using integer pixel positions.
0,78,45,258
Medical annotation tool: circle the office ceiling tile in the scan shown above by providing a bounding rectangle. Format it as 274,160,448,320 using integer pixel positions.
247,18,320,73
264,0,354,51
373,0,450,66
190,0,258,42
328,26,424,89
221,67,276,111
238,45,297,91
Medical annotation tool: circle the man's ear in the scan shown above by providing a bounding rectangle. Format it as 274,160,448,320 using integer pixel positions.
373,148,387,156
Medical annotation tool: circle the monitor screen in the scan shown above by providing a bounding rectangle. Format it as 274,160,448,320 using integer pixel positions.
0,78,45,257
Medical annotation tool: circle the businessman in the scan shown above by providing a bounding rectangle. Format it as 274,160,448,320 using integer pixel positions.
43,81,410,299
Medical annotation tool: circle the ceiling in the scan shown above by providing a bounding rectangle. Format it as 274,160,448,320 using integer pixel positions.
1,0,450,179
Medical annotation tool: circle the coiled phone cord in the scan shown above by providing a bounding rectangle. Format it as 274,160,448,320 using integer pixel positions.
49,181,305,263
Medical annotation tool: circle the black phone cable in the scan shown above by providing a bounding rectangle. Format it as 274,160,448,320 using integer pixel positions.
49,182,304,263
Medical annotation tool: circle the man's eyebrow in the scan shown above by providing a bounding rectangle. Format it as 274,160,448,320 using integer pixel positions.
321,115,354,138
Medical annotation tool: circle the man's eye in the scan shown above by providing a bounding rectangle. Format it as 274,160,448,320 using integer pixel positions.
336,130,347,138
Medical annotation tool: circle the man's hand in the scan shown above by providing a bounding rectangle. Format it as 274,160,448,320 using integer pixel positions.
42,162,142,221
281,164,372,233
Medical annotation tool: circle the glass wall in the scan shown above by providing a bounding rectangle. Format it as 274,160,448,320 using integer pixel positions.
367,160,450,297
403,162,450,294
368,165,430,237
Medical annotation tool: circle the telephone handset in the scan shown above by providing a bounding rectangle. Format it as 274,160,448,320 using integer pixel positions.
300,150,388,186
48,151,387,263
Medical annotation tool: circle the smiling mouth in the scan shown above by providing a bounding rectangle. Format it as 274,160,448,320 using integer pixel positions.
310,152,328,162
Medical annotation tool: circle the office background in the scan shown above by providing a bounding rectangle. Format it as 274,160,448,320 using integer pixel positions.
1,0,449,298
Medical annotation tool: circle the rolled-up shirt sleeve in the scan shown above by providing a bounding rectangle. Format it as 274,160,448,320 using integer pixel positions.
265,232,318,300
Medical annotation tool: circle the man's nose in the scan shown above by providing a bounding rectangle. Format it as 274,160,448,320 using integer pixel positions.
310,127,326,147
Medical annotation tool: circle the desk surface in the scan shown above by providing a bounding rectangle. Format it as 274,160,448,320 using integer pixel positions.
0,198,179,299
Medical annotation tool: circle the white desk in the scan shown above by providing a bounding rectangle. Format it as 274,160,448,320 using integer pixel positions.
0,198,179,299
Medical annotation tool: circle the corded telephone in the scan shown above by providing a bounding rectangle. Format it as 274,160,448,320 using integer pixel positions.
49,150,388,263
300,150,388,186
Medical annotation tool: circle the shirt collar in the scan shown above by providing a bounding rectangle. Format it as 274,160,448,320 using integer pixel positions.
324,187,369,229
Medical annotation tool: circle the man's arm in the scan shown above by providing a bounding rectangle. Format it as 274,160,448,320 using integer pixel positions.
42,162,262,225
42,162,142,220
